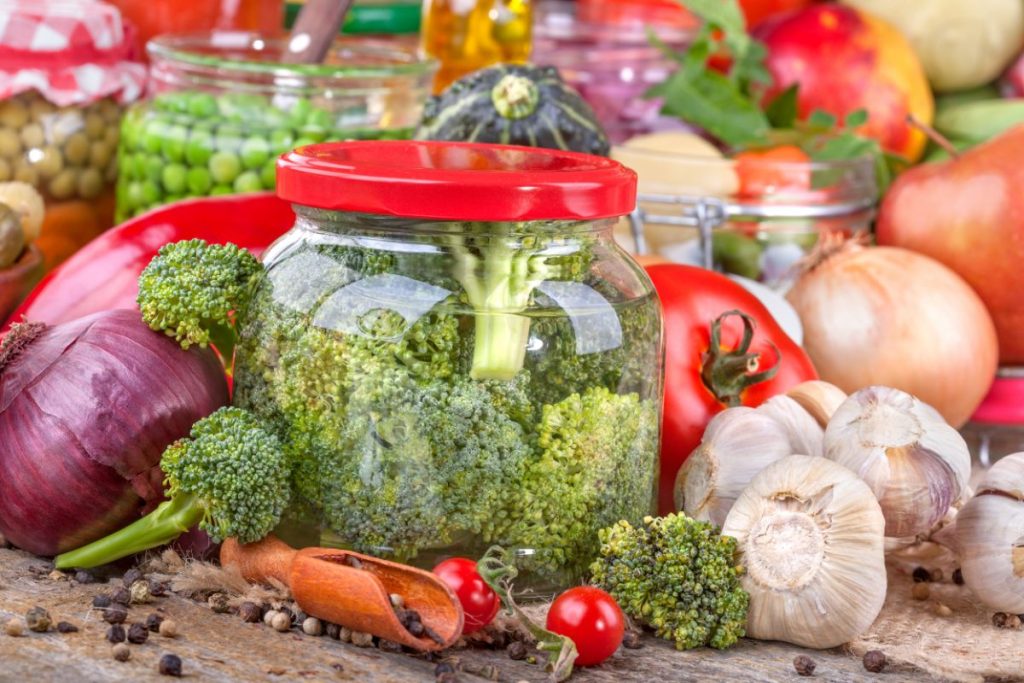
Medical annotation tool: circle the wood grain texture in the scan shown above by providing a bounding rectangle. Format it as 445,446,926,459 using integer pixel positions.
0,547,932,682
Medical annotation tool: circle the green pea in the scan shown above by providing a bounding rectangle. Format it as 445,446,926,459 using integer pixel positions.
261,107,290,129
209,151,241,184
126,181,145,209
187,93,218,119
165,193,185,204
185,130,214,167
240,137,270,169
161,124,188,162
216,125,244,152
140,181,160,205
233,170,262,194
131,153,148,181
293,136,317,149
144,156,164,184
186,166,212,194
269,129,294,152
142,121,166,155
298,126,327,143
289,98,312,125
306,107,333,129
260,159,276,189
210,184,234,196
78,167,104,199
162,163,188,194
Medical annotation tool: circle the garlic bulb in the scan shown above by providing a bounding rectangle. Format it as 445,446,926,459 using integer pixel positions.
757,395,825,457
674,407,793,526
824,386,970,538
786,380,848,427
722,455,887,649
957,453,1024,613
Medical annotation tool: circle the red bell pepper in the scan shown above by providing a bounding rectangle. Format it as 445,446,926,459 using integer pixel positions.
3,194,294,333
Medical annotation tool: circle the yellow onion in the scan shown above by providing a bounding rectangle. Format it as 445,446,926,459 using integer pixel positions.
785,239,997,427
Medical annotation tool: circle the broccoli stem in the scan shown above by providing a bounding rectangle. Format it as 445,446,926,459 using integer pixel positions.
207,321,239,371
454,233,542,381
55,494,204,570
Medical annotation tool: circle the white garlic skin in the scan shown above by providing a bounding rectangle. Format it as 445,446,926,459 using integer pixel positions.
674,406,792,527
786,380,848,427
757,394,825,457
722,454,887,649
824,386,970,538
957,453,1024,614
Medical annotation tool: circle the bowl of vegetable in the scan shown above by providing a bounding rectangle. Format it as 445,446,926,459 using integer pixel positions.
612,132,877,286
114,32,436,221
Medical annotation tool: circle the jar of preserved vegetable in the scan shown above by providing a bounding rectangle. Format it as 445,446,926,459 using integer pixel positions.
0,0,147,271
115,33,436,221
234,140,662,591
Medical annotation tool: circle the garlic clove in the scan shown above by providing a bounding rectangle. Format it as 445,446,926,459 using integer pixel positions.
957,453,1024,613
824,386,970,538
722,455,887,650
757,394,825,458
674,406,793,526
786,380,847,428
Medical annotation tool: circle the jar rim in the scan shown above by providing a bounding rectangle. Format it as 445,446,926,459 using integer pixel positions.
277,141,639,222
148,31,438,81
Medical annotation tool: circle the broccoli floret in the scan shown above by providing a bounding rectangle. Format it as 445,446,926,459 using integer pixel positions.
590,514,749,650
447,223,594,381
494,386,659,577
55,407,289,569
137,239,262,360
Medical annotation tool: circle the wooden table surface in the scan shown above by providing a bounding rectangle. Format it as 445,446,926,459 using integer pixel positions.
0,547,937,683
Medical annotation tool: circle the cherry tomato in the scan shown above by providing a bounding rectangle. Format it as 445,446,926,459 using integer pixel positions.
645,264,818,514
546,587,625,667
433,558,500,635
733,145,812,198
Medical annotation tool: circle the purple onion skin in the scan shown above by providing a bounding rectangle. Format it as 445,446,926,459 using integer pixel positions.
0,310,229,556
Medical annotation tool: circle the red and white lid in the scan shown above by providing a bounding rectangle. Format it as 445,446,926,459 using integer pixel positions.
0,0,147,107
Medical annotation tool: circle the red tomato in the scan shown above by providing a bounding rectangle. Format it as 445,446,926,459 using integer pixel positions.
546,587,624,667
433,558,500,635
733,145,812,198
741,0,817,28
645,264,817,514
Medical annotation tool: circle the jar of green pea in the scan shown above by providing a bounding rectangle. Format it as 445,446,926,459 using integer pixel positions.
115,32,437,221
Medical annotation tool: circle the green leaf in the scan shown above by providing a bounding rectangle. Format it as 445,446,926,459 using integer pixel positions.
765,85,799,128
807,110,837,129
844,109,869,128
657,69,771,147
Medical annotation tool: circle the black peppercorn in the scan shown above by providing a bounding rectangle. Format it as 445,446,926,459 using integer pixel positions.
434,662,456,676
407,620,425,637
146,613,165,632
794,655,816,676
912,567,931,583
325,622,341,640
93,595,112,609
122,568,143,587
238,602,261,623
111,588,131,606
159,653,183,677
128,623,149,644
622,630,644,649
507,641,528,660
107,625,126,643
103,605,128,624
952,568,964,585
863,650,887,673
378,639,403,653
74,570,95,584
25,607,52,633
149,581,169,597
56,621,78,634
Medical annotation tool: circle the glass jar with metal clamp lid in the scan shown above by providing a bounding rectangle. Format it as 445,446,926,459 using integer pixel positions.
612,144,878,289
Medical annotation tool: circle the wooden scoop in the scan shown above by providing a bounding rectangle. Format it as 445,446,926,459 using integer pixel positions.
221,536,464,651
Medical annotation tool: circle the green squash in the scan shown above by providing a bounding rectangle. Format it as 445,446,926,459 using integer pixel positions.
415,64,611,157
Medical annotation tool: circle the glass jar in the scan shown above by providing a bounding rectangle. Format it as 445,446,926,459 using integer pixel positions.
232,140,663,591
532,1,695,144
0,1,146,272
115,33,436,221
612,144,877,288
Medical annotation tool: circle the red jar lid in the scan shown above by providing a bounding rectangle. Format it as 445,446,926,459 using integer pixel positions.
276,141,637,221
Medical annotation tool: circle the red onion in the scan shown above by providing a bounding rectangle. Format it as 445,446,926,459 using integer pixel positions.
0,310,228,556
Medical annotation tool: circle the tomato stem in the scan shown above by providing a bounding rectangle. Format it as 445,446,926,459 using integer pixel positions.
700,310,780,407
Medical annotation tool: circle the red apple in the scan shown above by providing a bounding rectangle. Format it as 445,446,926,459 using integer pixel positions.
876,126,1024,363
754,5,934,162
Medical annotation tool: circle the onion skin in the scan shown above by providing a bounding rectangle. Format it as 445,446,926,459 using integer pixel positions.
785,243,998,427
0,310,229,556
